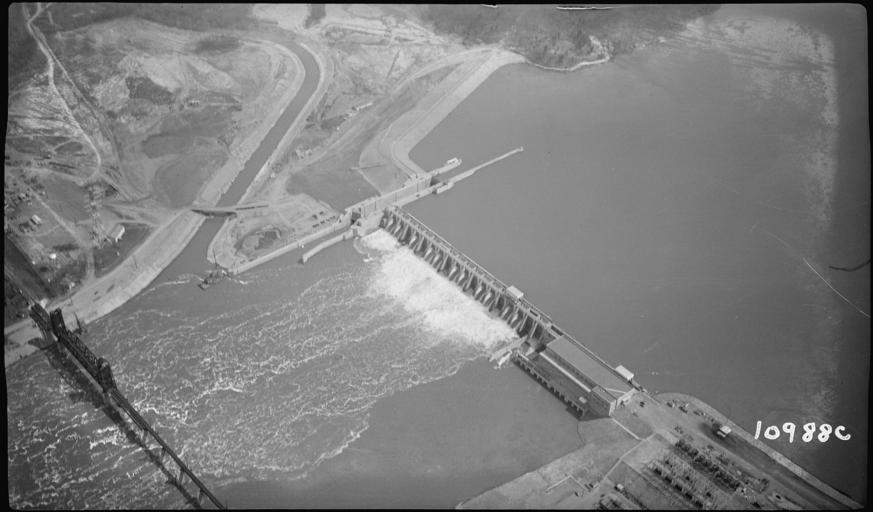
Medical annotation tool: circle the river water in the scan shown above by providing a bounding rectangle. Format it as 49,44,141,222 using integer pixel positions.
6,4,868,508
407,3,868,501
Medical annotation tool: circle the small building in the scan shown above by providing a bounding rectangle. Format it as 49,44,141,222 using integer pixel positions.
109,224,125,243
30,214,43,226
714,423,732,439
506,285,524,301
615,365,635,382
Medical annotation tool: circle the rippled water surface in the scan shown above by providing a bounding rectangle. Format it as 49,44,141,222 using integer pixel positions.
7,231,521,508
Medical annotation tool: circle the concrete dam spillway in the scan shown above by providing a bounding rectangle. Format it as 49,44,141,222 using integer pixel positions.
380,208,551,343
379,207,638,418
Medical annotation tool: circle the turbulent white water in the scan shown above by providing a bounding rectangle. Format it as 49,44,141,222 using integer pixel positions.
363,230,517,349
7,229,517,509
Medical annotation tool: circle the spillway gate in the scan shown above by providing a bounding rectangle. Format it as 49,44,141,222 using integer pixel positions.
29,304,226,510
380,207,555,346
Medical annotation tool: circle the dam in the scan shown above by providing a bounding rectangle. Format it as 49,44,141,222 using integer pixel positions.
379,206,637,418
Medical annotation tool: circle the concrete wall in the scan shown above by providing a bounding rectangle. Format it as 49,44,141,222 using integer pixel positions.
300,229,354,263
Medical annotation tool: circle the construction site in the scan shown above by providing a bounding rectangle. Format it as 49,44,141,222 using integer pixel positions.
5,4,300,325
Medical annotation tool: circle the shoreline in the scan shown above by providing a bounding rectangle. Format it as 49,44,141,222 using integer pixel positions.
4,35,308,368
389,48,526,178
528,55,610,73
207,37,329,271
210,47,528,274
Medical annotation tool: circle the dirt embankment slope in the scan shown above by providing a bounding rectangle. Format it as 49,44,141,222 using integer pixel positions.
45,17,297,209
5,6,299,295
5,6,306,357
208,4,479,269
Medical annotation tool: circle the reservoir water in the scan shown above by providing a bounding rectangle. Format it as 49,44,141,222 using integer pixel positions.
407,3,868,501
6,4,868,508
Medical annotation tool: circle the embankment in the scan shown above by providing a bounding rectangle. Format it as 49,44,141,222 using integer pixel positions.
388,49,526,177
49,211,204,325
208,39,329,271
230,217,351,274
194,37,306,207
9,35,308,358
300,229,355,263
210,47,525,273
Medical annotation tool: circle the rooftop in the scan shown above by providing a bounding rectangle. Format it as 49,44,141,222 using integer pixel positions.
546,335,632,398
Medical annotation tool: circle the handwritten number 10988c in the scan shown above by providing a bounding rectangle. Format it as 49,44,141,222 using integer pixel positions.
754,421,851,443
